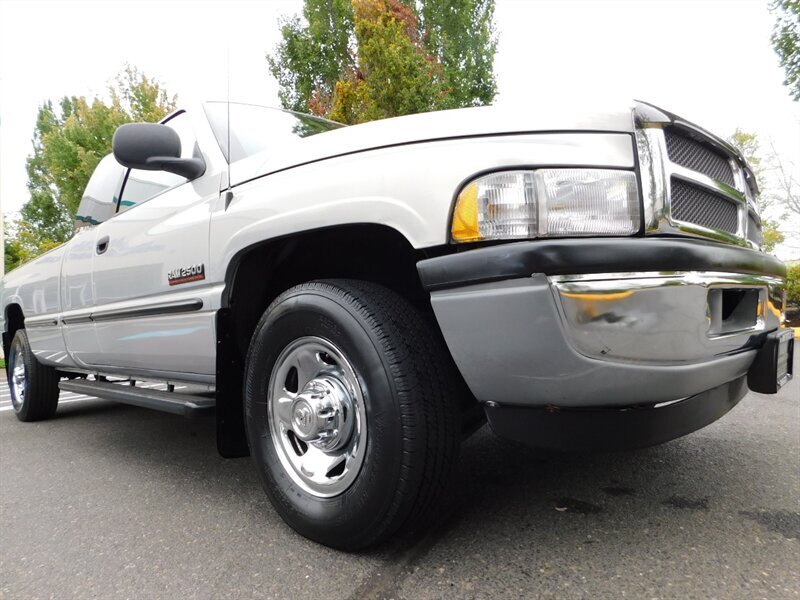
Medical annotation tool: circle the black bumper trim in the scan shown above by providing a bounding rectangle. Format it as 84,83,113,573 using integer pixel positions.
484,376,748,452
418,238,786,291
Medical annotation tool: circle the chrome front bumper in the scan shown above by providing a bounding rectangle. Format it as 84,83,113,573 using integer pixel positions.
427,270,785,408
551,271,784,363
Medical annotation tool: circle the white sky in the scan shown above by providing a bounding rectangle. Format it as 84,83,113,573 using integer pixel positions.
1,0,799,257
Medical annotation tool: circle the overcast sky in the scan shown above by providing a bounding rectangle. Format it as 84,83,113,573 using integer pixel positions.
1,0,798,257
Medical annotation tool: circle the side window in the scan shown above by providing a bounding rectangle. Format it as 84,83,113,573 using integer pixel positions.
75,154,127,229
117,112,199,213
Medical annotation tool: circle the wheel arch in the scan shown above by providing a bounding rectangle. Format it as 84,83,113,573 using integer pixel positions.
214,222,468,458
2,303,25,365
222,223,432,350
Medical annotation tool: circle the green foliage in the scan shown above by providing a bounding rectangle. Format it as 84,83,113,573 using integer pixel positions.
771,0,800,101
4,220,24,274
4,66,175,272
420,0,497,109
39,98,129,218
267,0,356,114
761,225,787,253
268,0,497,122
111,65,177,123
329,0,446,124
4,219,62,273
727,129,785,253
728,130,763,177
786,262,800,306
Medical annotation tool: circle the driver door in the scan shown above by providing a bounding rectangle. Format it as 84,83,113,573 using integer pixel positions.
89,110,223,377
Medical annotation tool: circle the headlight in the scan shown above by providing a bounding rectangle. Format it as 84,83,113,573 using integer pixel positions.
451,169,640,242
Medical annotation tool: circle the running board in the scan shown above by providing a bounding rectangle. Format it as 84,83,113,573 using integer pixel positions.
59,380,215,417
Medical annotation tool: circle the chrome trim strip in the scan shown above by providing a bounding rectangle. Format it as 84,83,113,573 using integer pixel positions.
635,127,668,232
666,221,746,247
24,317,59,328
59,299,204,325
90,299,204,322
56,365,216,386
670,167,746,204
549,270,785,284
61,315,93,325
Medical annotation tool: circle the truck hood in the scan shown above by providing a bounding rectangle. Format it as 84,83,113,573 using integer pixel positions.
229,100,637,186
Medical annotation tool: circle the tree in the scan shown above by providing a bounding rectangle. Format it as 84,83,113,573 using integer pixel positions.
420,0,497,109
727,129,787,253
3,219,63,273
786,262,800,306
771,148,800,218
771,0,800,101
267,0,497,122
3,220,24,274
4,66,176,272
329,0,446,124
267,0,356,114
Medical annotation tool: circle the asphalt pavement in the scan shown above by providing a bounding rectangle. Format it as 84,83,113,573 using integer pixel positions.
1,355,798,599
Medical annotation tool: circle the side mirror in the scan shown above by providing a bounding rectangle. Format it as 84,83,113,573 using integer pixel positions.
112,123,205,179
75,154,126,230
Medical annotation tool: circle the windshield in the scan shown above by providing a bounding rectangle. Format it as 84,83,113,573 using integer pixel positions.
204,102,343,163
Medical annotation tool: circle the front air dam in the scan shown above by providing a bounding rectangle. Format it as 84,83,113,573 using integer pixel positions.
483,376,748,452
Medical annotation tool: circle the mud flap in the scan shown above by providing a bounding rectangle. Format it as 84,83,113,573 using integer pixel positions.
216,308,250,458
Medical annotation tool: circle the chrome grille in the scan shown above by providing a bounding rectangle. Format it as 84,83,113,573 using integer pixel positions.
670,178,739,234
664,128,735,187
635,102,763,250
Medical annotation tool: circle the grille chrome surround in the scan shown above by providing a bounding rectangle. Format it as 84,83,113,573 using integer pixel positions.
634,103,762,250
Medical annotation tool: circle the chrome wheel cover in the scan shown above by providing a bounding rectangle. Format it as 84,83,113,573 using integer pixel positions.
268,336,367,498
8,342,26,412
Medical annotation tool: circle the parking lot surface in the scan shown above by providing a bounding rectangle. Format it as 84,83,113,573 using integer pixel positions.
1,354,798,599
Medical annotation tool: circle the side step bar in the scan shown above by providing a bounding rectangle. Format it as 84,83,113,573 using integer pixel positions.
59,380,215,417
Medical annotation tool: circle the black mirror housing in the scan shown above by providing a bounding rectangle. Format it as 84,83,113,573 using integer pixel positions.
113,123,205,180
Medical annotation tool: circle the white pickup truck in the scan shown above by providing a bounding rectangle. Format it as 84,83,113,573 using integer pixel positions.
1,100,793,549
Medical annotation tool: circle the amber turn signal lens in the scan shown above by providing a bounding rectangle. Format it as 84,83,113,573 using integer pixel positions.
451,183,482,242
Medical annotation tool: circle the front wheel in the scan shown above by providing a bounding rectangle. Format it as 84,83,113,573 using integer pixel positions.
244,280,461,550
7,329,60,422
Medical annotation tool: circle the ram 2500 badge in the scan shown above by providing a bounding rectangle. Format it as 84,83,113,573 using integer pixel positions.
1,100,793,549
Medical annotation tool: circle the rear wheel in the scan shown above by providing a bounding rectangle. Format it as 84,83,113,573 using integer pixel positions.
244,279,461,550
7,329,60,422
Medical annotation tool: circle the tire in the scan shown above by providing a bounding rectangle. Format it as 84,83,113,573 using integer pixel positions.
6,329,60,422
244,279,461,550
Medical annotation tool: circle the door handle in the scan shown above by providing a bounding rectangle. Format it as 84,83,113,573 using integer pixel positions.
96,236,110,255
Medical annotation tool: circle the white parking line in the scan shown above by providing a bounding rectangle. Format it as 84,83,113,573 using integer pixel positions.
0,379,201,413
0,397,95,413
0,394,88,406
1,381,92,411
